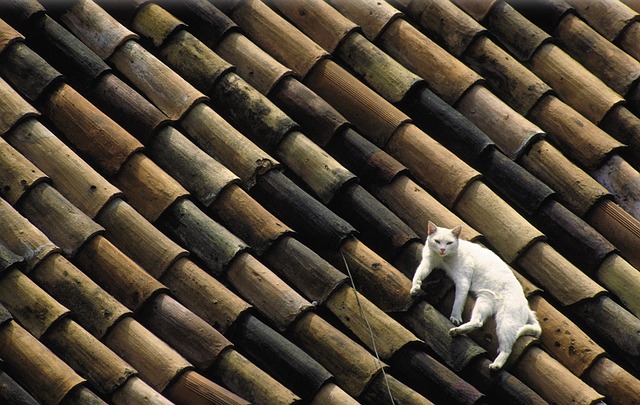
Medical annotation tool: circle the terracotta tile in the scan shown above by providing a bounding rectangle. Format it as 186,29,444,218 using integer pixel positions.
371,175,482,242
529,95,625,171
390,348,485,404
532,200,615,275
278,131,355,204
41,84,143,176
513,346,605,404
158,198,248,276
102,316,191,392
455,181,545,263
325,283,420,359
288,311,382,398
97,199,187,279
330,183,419,259
31,253,130,339
310,383,358,404
0,371,39,405
159,30,233,95
210,183,292,255
0,76,39,135
387,124,481,208
114,152,188,222
158,0,238,49
0,137,47,205
328,0,402,41
407,0,485,57
42,317,137,397
89,72,169,143
275,0,357,53
0,240,22,275
0,18,23,53
181,103,279,188
226,252,312,331
337,237,413,312
211,73,299,150
463,35,551,115
229,312,332,399
380,18,482,105
232,0,327,78
112,376,172,404
565,0,637,41
18,183,104,257
7,119,123,219
0,198,59,273
251,169,355,249
520,140,610,217
592,154,640,219
305,59,410,147
556,13,640,97
262,236,348,305
571,295,640,375
270,76,348,146
0,320,85,405
457,85,544,160
618,20,640,61
587,199,640,270
477,149,554,216
164,369,250,405
327,127,406,184
60,0,137,59
404,301,486,372
480,1,551,61
597,253,640,318
530,43,623,124
335,31,423,103
75,235,166,312
24,14,109,91
209,349,302,404
217,31,292,95
136,293,232,370
528,295,605,376
0,0,44,28
583,357,640,405
517,241,606,306
0,268,69,339
110,40,206,121
131,3,183,47
161,258,250,334
152,126,239,205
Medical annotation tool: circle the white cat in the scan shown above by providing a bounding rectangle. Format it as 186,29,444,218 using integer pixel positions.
410,221,541,370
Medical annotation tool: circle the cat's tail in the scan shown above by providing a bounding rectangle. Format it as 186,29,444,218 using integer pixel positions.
517,311,542,339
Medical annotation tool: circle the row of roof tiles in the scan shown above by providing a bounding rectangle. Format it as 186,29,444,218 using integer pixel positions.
0,0,640,404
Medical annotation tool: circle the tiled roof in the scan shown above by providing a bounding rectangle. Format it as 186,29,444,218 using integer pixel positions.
0,0,639,404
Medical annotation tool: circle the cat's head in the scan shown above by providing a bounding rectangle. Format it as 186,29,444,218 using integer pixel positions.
427,221,462,257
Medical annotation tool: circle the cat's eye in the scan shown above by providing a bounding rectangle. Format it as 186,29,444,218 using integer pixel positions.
434,239,440,244
446,242,453,245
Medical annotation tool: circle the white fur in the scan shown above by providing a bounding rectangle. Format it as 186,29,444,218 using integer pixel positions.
411,222,541,370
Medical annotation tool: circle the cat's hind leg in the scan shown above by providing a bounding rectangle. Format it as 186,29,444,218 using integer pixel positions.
489,317,521,371
449,295,493,336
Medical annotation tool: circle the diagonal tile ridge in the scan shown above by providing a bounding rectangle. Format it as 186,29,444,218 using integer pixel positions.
1,0,640,404
135,0,640,400
37,2,480,400
312,0,640,319
0,7,452,402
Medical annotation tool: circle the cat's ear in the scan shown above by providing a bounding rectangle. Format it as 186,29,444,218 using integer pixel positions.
427,221,438,236
452,225,462,238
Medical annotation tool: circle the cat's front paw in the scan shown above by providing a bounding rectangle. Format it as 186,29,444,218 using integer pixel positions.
449,327,460,337
450,315,463,326
410,285,422,297
489,362,503,371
